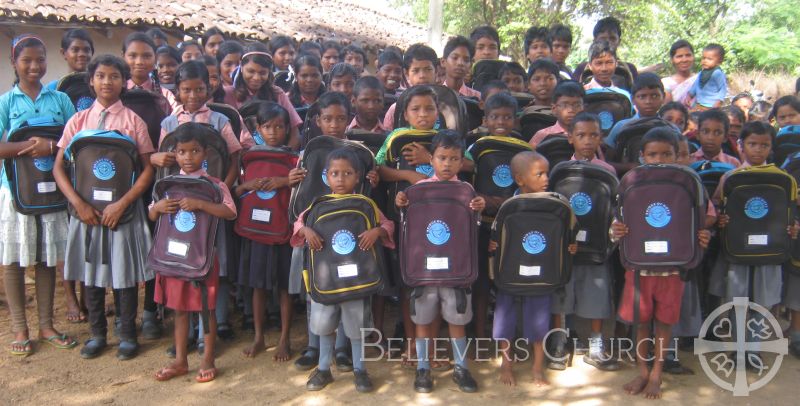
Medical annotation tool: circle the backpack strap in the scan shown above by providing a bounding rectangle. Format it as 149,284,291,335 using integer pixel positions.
206,111,230,132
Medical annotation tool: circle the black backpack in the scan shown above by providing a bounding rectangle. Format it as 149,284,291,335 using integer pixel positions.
121,88,169,150
345,129,386,155
535,134,574,170
300,102,323,149
490,192,576,295
468,136,533,199
549,160,619,264
56,72,93,111
207,102,243,138
782,153,800,273
519,105,557,142
690,160,737,199
156,122,230,181
463,97,483,133
273,71,293,92
382,128,437,219
583,88,633,136
614,117,674,164
469,60,506,93
394,85,468,136
775,125,800,166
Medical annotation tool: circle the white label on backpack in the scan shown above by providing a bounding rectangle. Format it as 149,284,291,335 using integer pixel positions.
576,230,588,242
92,188,113,202
644,241,669,254
251,208,272,223
337,264,358,278
37,182,56,194
167,240,189,258
748,234,768,246
519,265,541,276
426,257,449,270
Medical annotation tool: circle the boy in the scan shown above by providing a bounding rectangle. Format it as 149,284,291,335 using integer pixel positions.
382,44,439,131
441,36,481,98
348,76,387,134
686,44,727,110
613,128,713,399
375,50,404,95
328,63,359,99
548,112,618,371
321,41,342,73
523,26,552,68
530,81,585,148
395,131,486,393
499,62,527,94
549,24,574,80
469,26,501,61
583,41,622,90
528,58,560,107
342,44,367,75
316,91,352,138
691,109,741,166
572,17,639,82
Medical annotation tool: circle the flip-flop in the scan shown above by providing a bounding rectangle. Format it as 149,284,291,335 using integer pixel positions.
155,366,189,381
40,334,78,349
195,367,217,383
9,339,33,357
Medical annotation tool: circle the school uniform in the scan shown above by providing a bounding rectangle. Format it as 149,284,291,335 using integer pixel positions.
691,149,742,167
442,80,481,99
221,84,303,129
782,267,800,312
126,78,179,113
347,116,388,134
529,121,566,148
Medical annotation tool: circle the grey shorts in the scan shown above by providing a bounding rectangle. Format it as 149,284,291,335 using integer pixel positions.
309,296,372,339
410,286,473,326
551,263,613,319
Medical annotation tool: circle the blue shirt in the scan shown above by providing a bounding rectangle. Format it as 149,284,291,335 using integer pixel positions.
604,113,641,148
688,69,728,108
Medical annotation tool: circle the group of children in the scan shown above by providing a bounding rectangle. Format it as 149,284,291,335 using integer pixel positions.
2,15,800,400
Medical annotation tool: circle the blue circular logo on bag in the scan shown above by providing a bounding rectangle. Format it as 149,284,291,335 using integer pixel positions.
416,164,434,177
174,210,196,233
570,192,593,216
492,165,513,187
744,197,769,219
76,96,93,112
598,111,614,130
321,168,330,186
426,220,451,245
256,190,276,200
645,202,672,228
331,230,357,255
522,231,547,254
92,158,116,180
33,156,55,172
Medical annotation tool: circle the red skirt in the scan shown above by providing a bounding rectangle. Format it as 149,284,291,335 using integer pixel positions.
155,259,219,312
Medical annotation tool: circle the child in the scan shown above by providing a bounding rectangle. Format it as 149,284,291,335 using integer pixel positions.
288,54,325,108
527,58,560,107
549,24,574,80
686,44,727,110
47,29,94,91
549,112,618,371
216,40,243,87
469,26,501,61
146,28,169,48
605,72,665,166
732,93,754,121
375,50,404,95
178,40,204,62
156,46,181,94
151,126,237,383
0,34,78,357
122,32,178,112
316,92,352,137
321,41,342,74
327,63,359,100
382,44,440,131
269,36,296,72
342,44,367,75
613,128,713,399
658,101,689,133
524,26,552,67
530,80,584,148
203,55,226,104
691,109,741,166
293,148,394,392
441,36,481,98
771,95,800,128
491,151,576,386
201,27,225,58
395,131,485,393
238,102,304,360
583,40,620,90
349,76,387,133
723,105,745,157
572,17,639,82
53,54,156,360
299,41,323,60
499,62,527,94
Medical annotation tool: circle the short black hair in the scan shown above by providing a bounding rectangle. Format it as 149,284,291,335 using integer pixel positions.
403,43,439,70
317,91,351,116
430,129,466,155
256,101,291,128
528,58,560,80
216,40,243,63
593,17,622,39
640,127,680,153
740,120,776,142
123,32,157,54
326,147,364,176
321,40,342,54
177,39,203,57
86,54,131,96
588,40,616,61
553,80,585,102
722,105,745,125
327,62,359,85
698,109,730,135
499,62,526,80
443,35,474,59
342,44,367,63
201,27,225,47
269,35,295,54
469,26,500,48
173,122,210,148
156,46,181,64
658,102,689,131
298,41,323,56
404,85,438,107
549,24,572,45
771,95,800,122
669,39,693,58
146,28,168,42
569,111,601,133
61,29,94,53
481,80,508,101
703,43,725,61
484,92,518,115
377,49,403,69
524,26,552,54
353,75,384,97
175,60,209,89
631,72,664,96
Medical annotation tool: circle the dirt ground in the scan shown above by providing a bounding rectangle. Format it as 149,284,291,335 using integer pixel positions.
1,273,799,405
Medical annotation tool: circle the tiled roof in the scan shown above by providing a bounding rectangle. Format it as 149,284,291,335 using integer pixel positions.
0,0,431,50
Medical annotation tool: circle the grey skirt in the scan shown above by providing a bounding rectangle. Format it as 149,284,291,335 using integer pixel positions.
724,263,783,308
288,245,306,295
672,278,702,337
63,200,153,289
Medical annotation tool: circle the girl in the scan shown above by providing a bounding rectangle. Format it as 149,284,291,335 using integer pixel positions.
238,102,304,360
0,35,77,356
53,54,156,360
320,41,342,74
269,35,297,72
178,40,204,62
203,55,226,104
772,95,800,128
151,127,237,383
288,54,325,108
216,40,243,87
122,32,178,112
47,29,94,90
662,40,696,105
202,27,226,58
327,63,358,100
156,46,181,95
658,101,690,133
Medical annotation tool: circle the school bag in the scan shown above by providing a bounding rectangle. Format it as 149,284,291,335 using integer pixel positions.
617,164,706,271
382,128,438,218
519,105,557,141
208,102,243,138
721,164,797,265
302,194,386,304
234,146,298,244
121,88,169,150
468,136,532,199
550,160,619,265
583,88,633,136
393,85,468,136
63,129,141,224
238,100,264,144
2,117,66,214
288,136,375,222
580,64,635,92
147,174,222,332
300,102,323,149
510,92,535,110
345,129,386,155
463,97,484,133
400,181,479,288
273,70,293,92
614,116,674,164
774,125,800,167
781,152,800,272
56,72,94,111
690,160,737,199
535,133,574,170
156,122,230,181
470,60,505,93
489,192,576,295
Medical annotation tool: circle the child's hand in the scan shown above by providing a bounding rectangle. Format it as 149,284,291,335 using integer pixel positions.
366,169,380,188
358,227,384,251
19,136,53,158
76,201,102,226
469,196,486,213
697,229,711,249
611,220,628,240
288,168,307,186
150,152,176,168
488,240,498,252
101,200,129,230
240,178,265,192
178,197,206,212
395,191,409,208
789,221,800,239
263,177,289,191
153,198,179,215
568,243,578,255
302,226,323,250
402,143,432,166
717,213,730,228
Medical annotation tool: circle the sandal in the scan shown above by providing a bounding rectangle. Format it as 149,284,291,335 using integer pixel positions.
9,339,33,357
40,334,78,350
195,367,217,383
155,365,189,381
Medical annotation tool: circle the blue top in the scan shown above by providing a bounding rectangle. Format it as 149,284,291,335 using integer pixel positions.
688,69,728,108
45,79,59,91
604,113,641,148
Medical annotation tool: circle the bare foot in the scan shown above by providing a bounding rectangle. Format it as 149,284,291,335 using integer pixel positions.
273,339,291,362
531,370,550,387
499,361,516,386
642,378,662,399
243,339,265,358
623,376,648,395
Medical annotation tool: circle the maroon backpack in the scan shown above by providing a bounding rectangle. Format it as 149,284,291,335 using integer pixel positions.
400,181,479,287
